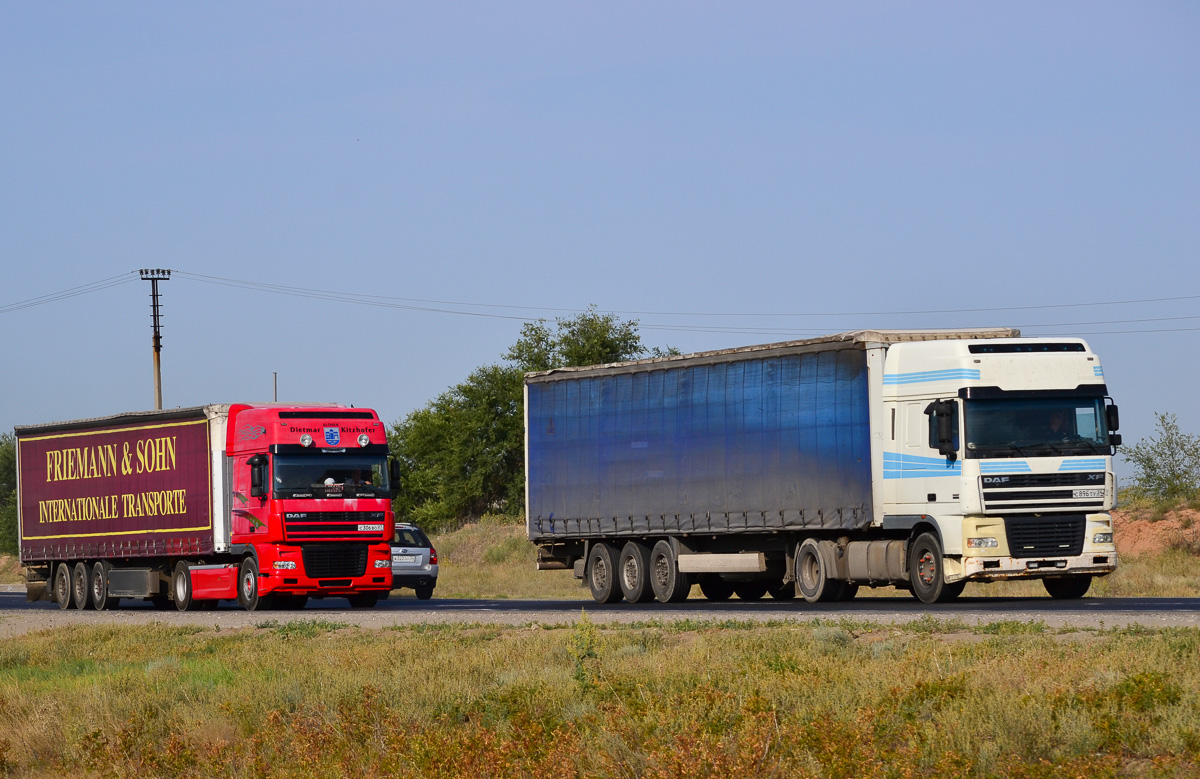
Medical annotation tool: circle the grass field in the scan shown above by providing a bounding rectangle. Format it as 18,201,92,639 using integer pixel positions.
0,617,1197,777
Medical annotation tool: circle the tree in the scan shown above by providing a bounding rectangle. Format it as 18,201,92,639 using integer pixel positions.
391,308,666,529
0,433,17,556
1124,412,1200,504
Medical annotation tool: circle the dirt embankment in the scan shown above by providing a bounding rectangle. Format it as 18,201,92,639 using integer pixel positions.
1112,508,1199,557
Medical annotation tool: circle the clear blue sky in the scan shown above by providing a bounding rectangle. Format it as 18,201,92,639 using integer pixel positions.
3,3,1198,478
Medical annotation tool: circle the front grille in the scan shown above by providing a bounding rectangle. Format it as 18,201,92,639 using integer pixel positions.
981,472,1106,513
1004,516,1085,558
284,512,386,540
981,473,1104,488
302,544,369,578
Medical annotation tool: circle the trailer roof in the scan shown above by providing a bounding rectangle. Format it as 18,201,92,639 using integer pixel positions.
524,328,1021,382
14,402,344,436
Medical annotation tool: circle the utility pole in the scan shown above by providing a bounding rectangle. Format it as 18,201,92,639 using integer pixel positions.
140,268,171,410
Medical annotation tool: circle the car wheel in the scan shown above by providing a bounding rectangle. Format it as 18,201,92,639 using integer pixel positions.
72,561,93,610
173,561,197,611
238,557,271,611
795,539,836,603
347,593,380,608
698,574,735,601
91,561,119,610
618,542,654,603
415,584,434,600
586,542,623,603
1044,576,1092,599
908,532,961,604
649,540,690,603
54,562,73,610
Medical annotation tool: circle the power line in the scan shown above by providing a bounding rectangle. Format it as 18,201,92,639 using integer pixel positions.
0,272,136,315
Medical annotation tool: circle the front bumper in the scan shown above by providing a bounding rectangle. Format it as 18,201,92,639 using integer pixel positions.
258,543,393,595
955,551,1118,582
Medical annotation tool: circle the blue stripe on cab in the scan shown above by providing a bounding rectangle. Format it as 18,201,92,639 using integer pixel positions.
883,452,962,478
883,369,981,385
979,461,1031,473
1059,458,1107,471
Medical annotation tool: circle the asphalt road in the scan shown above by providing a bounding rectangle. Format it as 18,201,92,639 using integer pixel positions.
1,589,1197,637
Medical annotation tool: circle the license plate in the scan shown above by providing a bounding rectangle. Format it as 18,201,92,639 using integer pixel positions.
1072,489,1104,499
393,554,417,564
358,524,385,532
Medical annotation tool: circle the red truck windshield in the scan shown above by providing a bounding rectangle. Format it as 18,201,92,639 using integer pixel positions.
273,455,390,499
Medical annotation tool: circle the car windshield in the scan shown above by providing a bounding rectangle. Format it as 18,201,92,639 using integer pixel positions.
393,528,430,547
273,455,390,498
964,397,1108,458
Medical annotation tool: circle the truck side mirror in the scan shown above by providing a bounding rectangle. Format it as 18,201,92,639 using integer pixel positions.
248,454,267,498
1106,404,1120,433
924,400,959,461
389,458,401,498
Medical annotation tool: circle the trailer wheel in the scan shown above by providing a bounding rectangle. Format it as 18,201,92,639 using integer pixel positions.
1044,576,1092,599
795,540,837,603
72,561,93,610
91,561,119,610
698,575,735,601
53,563,72,610
767,581,796,601
238,557,272,611
649,540,690,603
586,543,622,603
833,582,859,602
908,532,961,604
618,542,654,603
733,582,768,601
173,561,198,611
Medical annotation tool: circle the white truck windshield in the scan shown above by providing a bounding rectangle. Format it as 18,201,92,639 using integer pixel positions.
964,397,1108,458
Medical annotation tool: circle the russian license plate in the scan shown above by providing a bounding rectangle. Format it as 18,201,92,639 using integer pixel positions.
1072,489,1105,499
393,554,417,564
358,524,385,532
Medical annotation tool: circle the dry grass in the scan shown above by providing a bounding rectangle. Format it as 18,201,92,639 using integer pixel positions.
0,618,1197,777
0,556,20,586
431,515,587,600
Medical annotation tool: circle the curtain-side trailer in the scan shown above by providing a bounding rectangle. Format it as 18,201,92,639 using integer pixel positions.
525,330,1121,605
17,403,398,611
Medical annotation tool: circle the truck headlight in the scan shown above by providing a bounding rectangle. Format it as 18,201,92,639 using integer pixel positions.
374,559,390,568
1093,533,1114,544
967,537,998,548
273,560,297,570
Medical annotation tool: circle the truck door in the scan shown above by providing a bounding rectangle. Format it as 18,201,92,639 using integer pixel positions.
891,402,961,512
231,454,269,539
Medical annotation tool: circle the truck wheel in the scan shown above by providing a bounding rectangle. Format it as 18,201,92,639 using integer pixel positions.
54,563,73,610
618,542,654,603
415,584,435,601
91,561,120,610
72,561,93,610
586,543,623,603
347,593,380,608
649,540,690,603
173,561,197,611
768,581,796,601
733,582,768,601
1044,576,1092,599
908,532,961,604
698,575,735,601
238,558,272,611
795,539,836,603
833,582,859,602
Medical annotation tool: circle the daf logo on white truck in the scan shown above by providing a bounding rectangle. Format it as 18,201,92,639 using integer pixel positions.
525,329,1120,606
